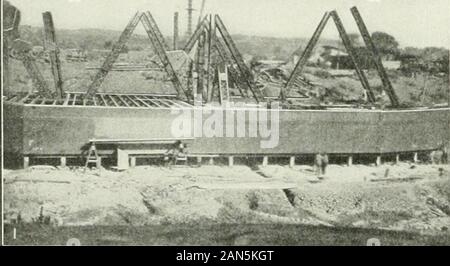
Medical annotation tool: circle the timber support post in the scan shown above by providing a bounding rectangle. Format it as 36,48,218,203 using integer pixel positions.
23,156,30,169
290,156,296,168
60,157,67,167
262,156,269,167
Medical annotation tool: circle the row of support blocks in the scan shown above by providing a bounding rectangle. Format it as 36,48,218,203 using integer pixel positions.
22,153,423,169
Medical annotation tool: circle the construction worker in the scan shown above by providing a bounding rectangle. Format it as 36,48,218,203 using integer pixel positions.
164,141,187,166
315,153,329,178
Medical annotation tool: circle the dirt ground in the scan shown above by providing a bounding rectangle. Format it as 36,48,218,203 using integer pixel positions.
3,162,450,241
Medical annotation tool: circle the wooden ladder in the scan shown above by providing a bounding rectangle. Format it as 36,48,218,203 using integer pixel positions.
84,142,101,170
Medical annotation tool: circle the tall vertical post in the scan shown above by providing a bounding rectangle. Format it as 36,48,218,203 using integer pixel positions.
186,0,194,36
3,37,10,91
86,12,142,99
350,6,399,107
173,12,179,50
196,32,206,100
215,15,263,103
206,14,216,103
43,11,64,98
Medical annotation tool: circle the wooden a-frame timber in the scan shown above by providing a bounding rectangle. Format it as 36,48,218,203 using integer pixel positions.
281,11,376,104
350,6,400,107
84,12,189,101
281,8,400,107
215,15,264,103
184,14,262,103
43,11,64,99
85,12,142,99
141,11,190,101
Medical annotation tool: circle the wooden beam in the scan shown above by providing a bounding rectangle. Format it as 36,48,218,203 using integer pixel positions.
130,156,136,168
125,95,141,107
142,96,163,107
86,12,142,97
100,94,109,106
23,156,30,169
215,15,263,103
348,156,353,166
376,155,382,166
141,12,189,101
132,95,154,108
281,12,330,101
114,95,130,107
60,157,67,167
413,152,419,163
228,156,234,167
108,95,119,106
63,93,70,105
350,6,399,107
42,12,64,98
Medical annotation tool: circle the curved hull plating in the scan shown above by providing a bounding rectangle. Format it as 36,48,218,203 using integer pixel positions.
3,102,450,157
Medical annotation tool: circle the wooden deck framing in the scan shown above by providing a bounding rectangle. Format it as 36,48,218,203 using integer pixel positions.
7,92,193,109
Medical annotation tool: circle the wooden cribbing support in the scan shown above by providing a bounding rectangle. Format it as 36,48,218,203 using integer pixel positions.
290,156,296,168
281,12,330,101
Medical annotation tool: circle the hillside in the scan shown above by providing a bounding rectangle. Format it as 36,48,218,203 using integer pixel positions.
18,25,341,60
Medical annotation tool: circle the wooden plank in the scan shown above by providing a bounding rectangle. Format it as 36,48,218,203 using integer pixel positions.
63,93,70,105
164,99,185,108
330,11,375,104
60,157,67,167
130,156,137,168
20,93,32,103
100,94,109,106
23,156,30,169
155,99,173,108
72,94,77,106
282,12,330,100
125,95,142,107
30,96,42,104
351,7,399,107
414,152,419,163
262,156,269,167
108,95,119,107
141,12,189,100
132,95,154,108
43,12,64,98
142,96,163,107
228,156,234,167
114,95,130,107
376,156,382,166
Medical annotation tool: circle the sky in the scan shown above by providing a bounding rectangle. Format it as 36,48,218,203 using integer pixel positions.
7,0,450,48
